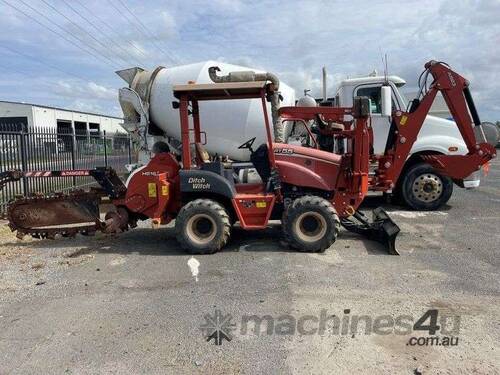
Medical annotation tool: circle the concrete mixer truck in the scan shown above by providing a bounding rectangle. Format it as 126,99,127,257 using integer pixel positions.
116,61,296,164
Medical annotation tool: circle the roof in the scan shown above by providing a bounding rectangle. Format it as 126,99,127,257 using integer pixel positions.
173,81,269,100
340,75,406,87
0,100,123,120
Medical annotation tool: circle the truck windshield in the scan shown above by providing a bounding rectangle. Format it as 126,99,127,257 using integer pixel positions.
398,90,410,108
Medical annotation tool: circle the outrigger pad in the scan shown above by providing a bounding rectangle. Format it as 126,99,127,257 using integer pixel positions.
340,207,400,255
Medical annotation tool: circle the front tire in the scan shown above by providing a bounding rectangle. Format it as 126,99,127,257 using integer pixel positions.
175,199,231,254
400,163,453,210
282,196,340,253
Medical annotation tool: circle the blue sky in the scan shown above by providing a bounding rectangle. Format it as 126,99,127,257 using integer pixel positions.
0,0,499,120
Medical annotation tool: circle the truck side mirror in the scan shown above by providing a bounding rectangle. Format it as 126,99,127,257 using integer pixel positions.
381,86,392,117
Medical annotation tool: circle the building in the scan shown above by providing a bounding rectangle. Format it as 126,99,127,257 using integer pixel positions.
0,100,125,134
405,91,451,119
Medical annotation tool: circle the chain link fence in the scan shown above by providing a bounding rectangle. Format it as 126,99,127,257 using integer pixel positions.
0,125,136,216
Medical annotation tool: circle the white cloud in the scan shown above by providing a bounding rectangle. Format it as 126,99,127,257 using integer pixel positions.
0,0,498,120
53,80,116,101
280,69,345,100
405,0,500,120
160,10,177,38
68,99,120,116
209,0,244,12
87,82,117,100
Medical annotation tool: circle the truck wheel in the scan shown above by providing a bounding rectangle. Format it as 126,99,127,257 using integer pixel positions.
175,199,231,254
282,196,340,253
400,163,453,210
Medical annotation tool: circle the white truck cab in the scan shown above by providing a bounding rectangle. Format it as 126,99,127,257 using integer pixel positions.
333,74,480,209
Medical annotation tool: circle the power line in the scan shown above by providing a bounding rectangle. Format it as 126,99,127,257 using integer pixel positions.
106,0,177,65
73,0,151,66
16,0,119,68
105,0,155,50
0,44,114,89
58,0,144,67
1,0,115,69
39,0,128,67
114,0,179,63
1,0,114,69
0,62,116,109
0,62,50,81
0,62,106,92
0,62,114,111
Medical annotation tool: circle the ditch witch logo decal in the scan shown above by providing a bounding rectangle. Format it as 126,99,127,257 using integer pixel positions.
188,177,210,190
199,309,236,345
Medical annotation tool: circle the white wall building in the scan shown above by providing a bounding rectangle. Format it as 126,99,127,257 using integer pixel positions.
0,101,125,134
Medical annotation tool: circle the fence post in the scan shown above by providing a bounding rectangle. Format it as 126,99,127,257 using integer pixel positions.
20,127,28,195
71,127,76,187
103,130,108,167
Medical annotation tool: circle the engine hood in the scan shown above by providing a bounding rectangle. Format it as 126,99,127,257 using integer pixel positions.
411,114,468,155
424,114,458,129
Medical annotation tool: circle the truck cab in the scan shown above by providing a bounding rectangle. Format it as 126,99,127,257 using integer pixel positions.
333,74,480,210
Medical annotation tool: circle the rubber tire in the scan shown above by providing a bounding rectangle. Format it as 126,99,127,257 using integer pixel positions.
282,196,340,253
400,162,453,211
175,199,231,254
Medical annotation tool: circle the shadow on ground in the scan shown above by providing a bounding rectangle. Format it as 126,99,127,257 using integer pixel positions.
360,195,453,212
0,225,398,257
0,195,407,257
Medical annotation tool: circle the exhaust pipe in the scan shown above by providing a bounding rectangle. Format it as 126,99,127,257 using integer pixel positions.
208,66,284,142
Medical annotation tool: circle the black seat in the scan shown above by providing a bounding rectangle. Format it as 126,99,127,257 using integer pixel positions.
195,142,210,164
250,144,271,183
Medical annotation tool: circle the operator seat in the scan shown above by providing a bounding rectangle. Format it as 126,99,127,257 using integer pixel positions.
195,142,240,183
195,142,210,164
313,114,346,153
250,144,271,183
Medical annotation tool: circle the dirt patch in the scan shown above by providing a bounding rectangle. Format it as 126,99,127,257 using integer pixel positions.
31,261,46,270
62,247,95,258
0,223,15,241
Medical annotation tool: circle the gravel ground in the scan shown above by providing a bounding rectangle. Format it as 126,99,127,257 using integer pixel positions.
0,158,499,374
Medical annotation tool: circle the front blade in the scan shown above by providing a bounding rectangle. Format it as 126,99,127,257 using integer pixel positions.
371,207,400,255
340,207,400,255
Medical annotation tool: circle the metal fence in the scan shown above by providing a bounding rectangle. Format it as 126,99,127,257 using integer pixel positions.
0,125,136,215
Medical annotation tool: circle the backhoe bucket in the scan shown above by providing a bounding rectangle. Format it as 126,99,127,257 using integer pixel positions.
340,207,400,255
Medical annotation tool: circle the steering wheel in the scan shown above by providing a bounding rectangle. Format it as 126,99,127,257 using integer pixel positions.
237,137,256,153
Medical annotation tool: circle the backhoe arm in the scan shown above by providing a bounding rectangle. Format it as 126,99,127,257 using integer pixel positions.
378,61,496,188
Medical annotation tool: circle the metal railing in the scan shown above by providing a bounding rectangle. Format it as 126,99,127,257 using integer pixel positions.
0,125,136,215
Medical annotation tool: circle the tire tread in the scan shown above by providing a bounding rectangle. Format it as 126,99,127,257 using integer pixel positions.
400,162,453,211
175,199,230,254
282,195,340,253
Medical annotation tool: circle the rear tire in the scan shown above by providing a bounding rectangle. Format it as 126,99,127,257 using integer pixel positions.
175,199,231,254
400,163,453,210
282,196,340,253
